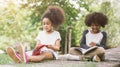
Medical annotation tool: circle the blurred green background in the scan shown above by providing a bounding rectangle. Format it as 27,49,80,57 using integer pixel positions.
0,0,120,53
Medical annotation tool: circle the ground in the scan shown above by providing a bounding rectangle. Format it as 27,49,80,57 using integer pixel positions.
0,46,120,67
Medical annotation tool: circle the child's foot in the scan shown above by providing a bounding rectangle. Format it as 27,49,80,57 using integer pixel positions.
93,55,101,62
17,44,28,63
6,47,22,63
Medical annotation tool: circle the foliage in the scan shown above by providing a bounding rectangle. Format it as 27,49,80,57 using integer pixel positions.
0,0,120,65
20,0,81,49
0,2,37,50
0,0,120,52
92,1,120,48
74,0,120,48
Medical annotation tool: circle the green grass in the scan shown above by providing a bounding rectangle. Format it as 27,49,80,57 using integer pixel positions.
0,53,97,67
0,53,13,64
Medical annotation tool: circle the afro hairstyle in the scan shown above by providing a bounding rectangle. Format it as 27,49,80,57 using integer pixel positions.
41,5,65,28
85,12,108,28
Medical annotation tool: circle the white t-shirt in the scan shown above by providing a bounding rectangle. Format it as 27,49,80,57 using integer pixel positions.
36,30,61,45
35,30,61,59
86,30,103,47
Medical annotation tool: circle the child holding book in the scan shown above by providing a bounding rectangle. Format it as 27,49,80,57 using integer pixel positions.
60,12,108,62
6,5,64,63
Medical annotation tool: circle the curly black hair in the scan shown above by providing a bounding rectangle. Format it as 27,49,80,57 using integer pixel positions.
85,12,108,28
42,5,65,28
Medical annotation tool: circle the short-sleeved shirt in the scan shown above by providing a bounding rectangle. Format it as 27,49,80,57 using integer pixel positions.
36,30,61,59
36,30,61,45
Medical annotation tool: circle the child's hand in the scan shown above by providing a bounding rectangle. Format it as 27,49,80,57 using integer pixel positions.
34,44,46,50
33,44,47,55
33,48,39,52
35,44,43,49
46,45,52,49
34,44,42,52
46,44,60,51
89,42,96,47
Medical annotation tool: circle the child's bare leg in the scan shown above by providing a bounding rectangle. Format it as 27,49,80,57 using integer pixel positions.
28,52,53,62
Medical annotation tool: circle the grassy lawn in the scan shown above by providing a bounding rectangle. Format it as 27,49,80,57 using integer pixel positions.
0,53,13,64
0,53,97,67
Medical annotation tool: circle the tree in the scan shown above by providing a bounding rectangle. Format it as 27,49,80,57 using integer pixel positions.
20,0,80,53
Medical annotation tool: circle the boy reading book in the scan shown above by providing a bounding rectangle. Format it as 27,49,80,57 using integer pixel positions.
70,12,108,62
59,12,108,62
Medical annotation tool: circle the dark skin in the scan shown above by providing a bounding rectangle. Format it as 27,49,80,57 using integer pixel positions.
89,23,101,47
28,18,61,62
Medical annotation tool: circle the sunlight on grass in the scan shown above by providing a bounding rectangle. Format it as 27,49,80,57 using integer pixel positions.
0,53,13,64
0,54,97,67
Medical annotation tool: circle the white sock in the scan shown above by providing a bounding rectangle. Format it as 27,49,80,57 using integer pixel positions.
65,54,80,61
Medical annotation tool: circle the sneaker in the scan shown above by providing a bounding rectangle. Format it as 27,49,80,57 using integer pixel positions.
6,47,22,63
17,44,28,63
93,55,101,62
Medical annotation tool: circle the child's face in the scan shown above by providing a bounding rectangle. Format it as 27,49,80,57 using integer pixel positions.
42,18,53,32
91,23,101,33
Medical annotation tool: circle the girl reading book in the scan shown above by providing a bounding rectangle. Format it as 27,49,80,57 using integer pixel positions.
6,5,64,63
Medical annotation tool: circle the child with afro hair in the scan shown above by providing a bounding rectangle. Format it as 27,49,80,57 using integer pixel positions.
69,12,108,62
6,5,65,63
59,12,108,62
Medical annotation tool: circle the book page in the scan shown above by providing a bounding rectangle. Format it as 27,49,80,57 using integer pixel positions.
75,46,98,54
79,48,87,54
83,46,98,54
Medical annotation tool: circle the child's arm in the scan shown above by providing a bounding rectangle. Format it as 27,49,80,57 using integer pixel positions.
80,30,90,49
47,39,60,51
97,31,107,49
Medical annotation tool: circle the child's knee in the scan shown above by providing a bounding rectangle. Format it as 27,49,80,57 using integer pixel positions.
97,47,105,54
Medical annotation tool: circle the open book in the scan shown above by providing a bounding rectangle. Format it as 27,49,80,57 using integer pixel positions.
75,46,98,55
